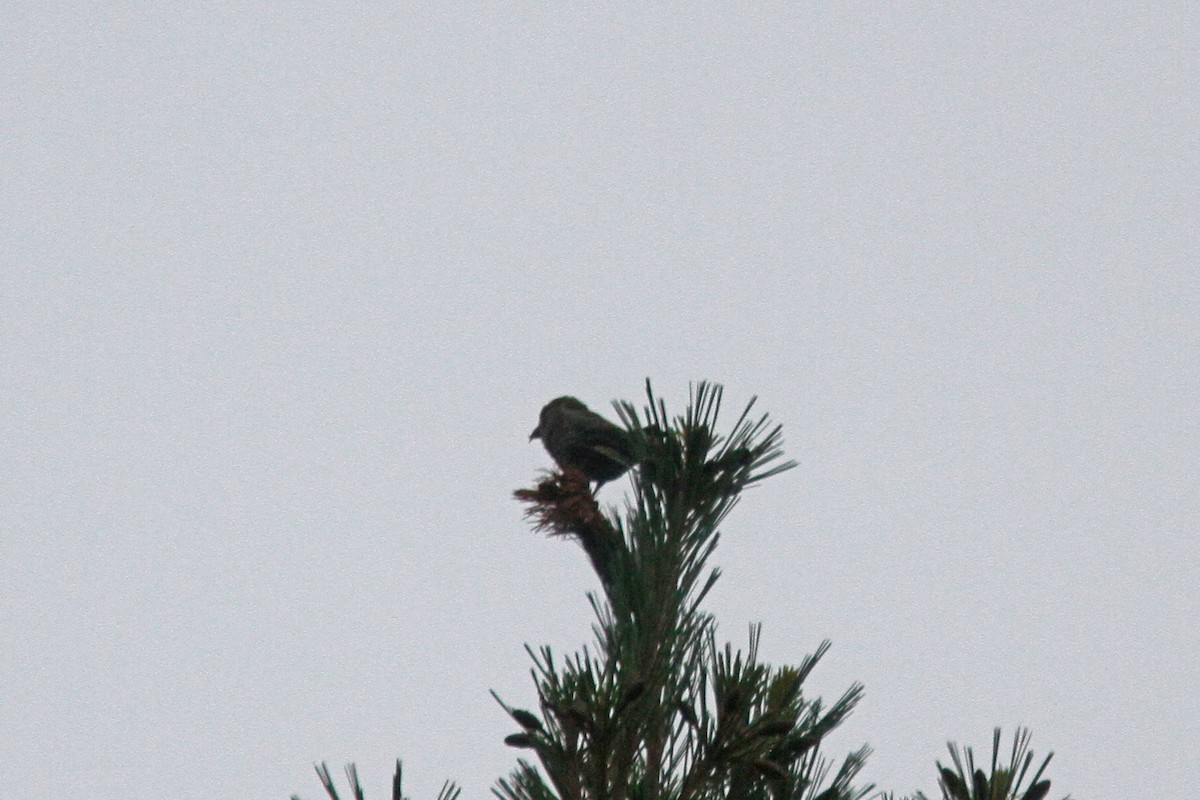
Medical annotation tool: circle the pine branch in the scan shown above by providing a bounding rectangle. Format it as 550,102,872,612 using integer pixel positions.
296,382,1070,800
293,761,458,800
930,728,1068,800
505,381,865,800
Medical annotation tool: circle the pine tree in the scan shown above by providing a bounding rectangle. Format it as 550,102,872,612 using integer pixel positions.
500,380,868,800
296,382,1069,800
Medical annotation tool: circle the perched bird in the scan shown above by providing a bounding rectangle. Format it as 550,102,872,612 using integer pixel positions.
530,396,637,487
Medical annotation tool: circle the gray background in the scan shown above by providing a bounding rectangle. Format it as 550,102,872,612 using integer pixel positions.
2,5,1196,799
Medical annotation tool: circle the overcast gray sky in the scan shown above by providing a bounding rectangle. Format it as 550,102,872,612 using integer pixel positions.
2,5,1196,799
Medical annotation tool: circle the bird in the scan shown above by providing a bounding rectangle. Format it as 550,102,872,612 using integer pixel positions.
529,396,637,488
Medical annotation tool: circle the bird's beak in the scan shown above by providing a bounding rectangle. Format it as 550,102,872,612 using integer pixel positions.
529,426,541,441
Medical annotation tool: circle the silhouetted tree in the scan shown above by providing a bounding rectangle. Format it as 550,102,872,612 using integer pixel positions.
295,382,1069,800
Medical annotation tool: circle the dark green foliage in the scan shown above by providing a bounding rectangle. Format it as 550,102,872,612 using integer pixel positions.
502,381,871,800
506,733,538,749
292,760,460,800
506,705,546,732
295,382,1070,800
939,767,969,800
1022,780,1052,800
890,728,1069,800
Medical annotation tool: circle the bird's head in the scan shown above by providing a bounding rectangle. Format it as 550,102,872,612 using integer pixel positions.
530,396,589,441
